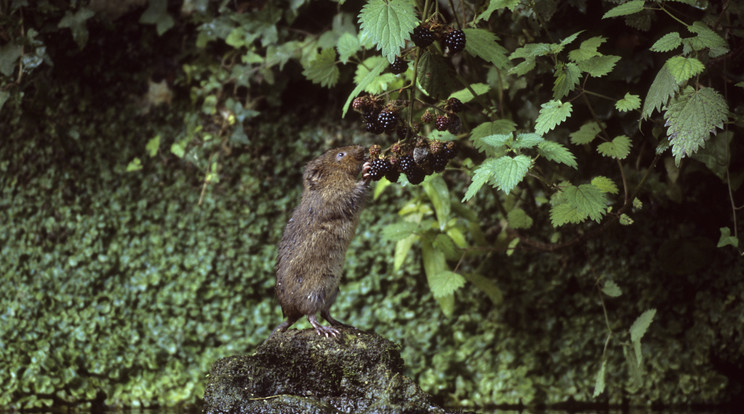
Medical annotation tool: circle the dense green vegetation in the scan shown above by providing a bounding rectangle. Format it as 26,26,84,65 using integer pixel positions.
1,0,742,410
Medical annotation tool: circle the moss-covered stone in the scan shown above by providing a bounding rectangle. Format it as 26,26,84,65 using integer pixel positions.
202,328,457,414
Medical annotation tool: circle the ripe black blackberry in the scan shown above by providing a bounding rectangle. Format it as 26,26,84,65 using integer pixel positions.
444,29,466,53
363,109,379,123
399,155,426,184
365,121,384,135
447,114,461,134
435,115,450,131
390,57,407,74
377,109,398,133
412,25,435,48
446,97,463,113
396,124,412,139
385,166,400,183
443,142,456,159
367,158,391,181
431,152,448,172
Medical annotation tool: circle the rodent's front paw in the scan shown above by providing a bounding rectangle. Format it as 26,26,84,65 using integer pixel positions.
362,161,372,180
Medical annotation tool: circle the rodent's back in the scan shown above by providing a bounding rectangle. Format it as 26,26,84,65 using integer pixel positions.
275,146,368,317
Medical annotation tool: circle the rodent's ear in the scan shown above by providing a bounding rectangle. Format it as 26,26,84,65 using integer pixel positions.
304,160,323,190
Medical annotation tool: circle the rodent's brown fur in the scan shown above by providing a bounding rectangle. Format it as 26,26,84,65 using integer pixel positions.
269,145,369,338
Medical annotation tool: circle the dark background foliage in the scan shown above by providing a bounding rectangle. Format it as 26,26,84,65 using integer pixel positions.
1,0,743,410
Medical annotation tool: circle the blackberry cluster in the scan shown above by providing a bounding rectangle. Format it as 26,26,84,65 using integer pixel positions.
353,94,405,136
444,29,466,54
412,25,435,48
390,56,408,74
365,139,456,185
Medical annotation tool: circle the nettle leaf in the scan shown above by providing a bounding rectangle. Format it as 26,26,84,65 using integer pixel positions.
535,100,573,135
512,133,543,149
689,21,729,58
491,155,531,194
602,0,645,19
602,280,623,297
717,227,739,248
358,0,418,63
510,42,552,59
577,55,620,77
342,57,387,117
597,135,632,159
463,158,497,202
642,63,679,120
337,32,360,64
665,86,729,164
354,56,396,94
463,28,509,69
557,31,584,51
615,93,641,112
553,62,581,99
450,83,490,103
550,183,609,226
591,176,619,194
666,56,704,84
593,359,607,398
429,270,467,298
382,221,418,241
568,36,606,62
509,58,536,76
650,32,682,52
302,48,339,88
630,308,656,365
470,120,517,156
537,141,577,169
570,121,601,145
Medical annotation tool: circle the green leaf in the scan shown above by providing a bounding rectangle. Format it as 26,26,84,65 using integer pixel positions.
666,56,705,84
642,63,679,120
537,140,577,168
126,158,143,172
601,280,622,297
337,32,360,64
462,272,503,305
463,161,492,202
491,155,531,194
470,120,516,156
692,131,733,180
602,0,645,19
650,32,682,53
58,8,96,48
665,86,729,163
619,213,634,225
146,135,161,157
615,93,641,112
591,176,619,194
417,51,455,98
689,21,729,58
630,309,656,343
433,234,460,261
553,62,581,99
597,135,632,159
568,36,606,62
354,56,396,94
429,270,466,298
342,56,387,117
593,359,607,397
170,141,186,158
550,183,609,226
476,0,521,22
0,43,22,77
463,28,509,69
423,175,451,230
394,234,417,271
557,31,584,51
717,227,739,248
570,122,602,145
382,221,418,241
509,58,536,76
577,55,620,77
449,83,491,104
358,0,419,63
139,0,174,36
535,100,573,135
302,48,339,88
510,43,552,59
512,133,543,149
507,208,533,229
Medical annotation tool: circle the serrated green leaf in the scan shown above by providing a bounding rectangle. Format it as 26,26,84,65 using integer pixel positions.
619,213,634,225
602,280,622,297
593,359,607,397
510,43,552,59
577,54,620,77
382,221,419,241
535,100,573,135
550,183,609,226
342,57,387,117
470,121,516,156
557,31,584,50
337,32,360,64
478,133,512,151
463,159,495,202
433,233,460,261
537,141,578,168
591,176,619,194
597,135,632,159
463,28,509,69
507,208,533,229
354,56,396,94
512,133,543,149
476,0,521,22
642,63,679,119
717,227,739,248
417,51,455,98
666,56,705,84
358,0,418,63
689,21,729,58
394,234,417,271
630,309,656,343
509,58,536,76
615,93,641,112
302,48,339,88
491,155,531,194
650,32,681,52
570,122,601,145
429,270,466,298
423,175,450,230
126,158,142,172
665,86,729,163
568,36,606,62
553,62,581,99
602,0,645,19
450,83,490,103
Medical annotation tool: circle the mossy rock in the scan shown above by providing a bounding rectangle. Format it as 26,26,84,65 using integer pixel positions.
202,328,457,414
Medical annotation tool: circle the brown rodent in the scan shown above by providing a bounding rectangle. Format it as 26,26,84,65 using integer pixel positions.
268,145,371,338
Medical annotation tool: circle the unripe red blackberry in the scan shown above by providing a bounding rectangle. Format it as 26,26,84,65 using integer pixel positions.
352,97,365,112
368,144,382,158
412,25,435,48
444,29,466,53
421,110,434,124
435,115,450,131
390,56,408,74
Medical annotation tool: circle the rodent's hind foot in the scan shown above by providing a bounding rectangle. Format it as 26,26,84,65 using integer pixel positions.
308,314,340,337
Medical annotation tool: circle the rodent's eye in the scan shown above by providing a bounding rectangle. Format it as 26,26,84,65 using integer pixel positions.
336,151,346,162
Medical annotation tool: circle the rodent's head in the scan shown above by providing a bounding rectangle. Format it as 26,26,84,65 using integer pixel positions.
304,145,366,190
